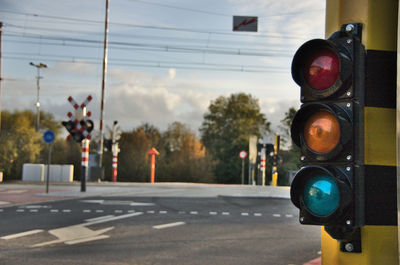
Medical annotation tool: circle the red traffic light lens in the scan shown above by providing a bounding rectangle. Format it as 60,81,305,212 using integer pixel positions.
304,49,339,91
304,111,340,153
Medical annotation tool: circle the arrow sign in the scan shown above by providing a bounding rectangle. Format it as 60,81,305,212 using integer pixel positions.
233,16,258,32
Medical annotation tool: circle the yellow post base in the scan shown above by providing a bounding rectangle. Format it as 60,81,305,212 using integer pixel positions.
321,226,399,265
272,172,278,186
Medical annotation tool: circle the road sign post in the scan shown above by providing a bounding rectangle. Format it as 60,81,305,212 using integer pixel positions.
62,95,94,192
239,150,247,184
147,148,159,184
43,130,55,193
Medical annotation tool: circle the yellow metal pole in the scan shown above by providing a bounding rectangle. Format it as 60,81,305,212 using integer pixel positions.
272,133,279,186
323,0,398,264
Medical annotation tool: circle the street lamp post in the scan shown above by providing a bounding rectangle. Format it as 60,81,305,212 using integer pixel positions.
29,62,47,131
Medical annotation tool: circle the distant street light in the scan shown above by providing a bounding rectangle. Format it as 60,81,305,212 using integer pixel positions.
29,62,47,131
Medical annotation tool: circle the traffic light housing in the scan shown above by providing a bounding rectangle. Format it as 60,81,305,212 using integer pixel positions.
290,23,365,250
104,139,112,152
62,119,93,143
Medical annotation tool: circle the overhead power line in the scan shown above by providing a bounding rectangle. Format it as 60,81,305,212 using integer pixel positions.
128,0,323,19
4,55,288,74
0,9,306,40
4,32,293,57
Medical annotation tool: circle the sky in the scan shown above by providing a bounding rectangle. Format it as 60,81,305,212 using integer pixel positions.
0,0,325,137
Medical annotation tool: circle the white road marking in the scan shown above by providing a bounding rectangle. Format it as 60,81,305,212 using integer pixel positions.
190,211,198,215
114,210,123,213
16,209,25,213
209,212,217,215
159,211,167,214
128,210,135,213
147,210,155,214
50,209,59,213
84,215,114,222
285,214,293,218
0,201,9,205
1,229,44,240
178,211,186,214
30,209,38,213
22,205,50,209
1,190,26,194
32,212,143,247
96,210,104,213
273,214,281,217
83,210,91,213
222,212,230,215
153,222,186,230
65,235,110,245
241,213,249,216
81,200,154,206
63,209,71,213
83,212,143,226
254,213,262,217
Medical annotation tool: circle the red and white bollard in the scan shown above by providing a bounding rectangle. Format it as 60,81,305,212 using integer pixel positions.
112,152,118,183
81,139,89,192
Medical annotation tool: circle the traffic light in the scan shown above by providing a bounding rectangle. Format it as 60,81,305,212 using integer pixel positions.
289,23,365,250
104,139,112,152
80,119,94,133
62,119,93,142
62,120,82,142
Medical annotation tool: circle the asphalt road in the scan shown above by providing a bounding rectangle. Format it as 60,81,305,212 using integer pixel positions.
0,196,320,265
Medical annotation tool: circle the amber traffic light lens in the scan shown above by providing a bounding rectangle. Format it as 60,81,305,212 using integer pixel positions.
304,111,340,153
304,48,340,91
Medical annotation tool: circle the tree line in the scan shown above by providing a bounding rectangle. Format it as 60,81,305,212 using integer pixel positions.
0,93,300,185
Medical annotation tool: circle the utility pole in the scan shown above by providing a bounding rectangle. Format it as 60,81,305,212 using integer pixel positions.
29,62,47,131
98,0,110,169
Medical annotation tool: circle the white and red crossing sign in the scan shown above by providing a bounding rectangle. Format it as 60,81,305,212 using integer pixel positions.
66,95,93,140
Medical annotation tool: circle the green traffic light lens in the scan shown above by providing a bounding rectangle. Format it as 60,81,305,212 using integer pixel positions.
303,174,340,217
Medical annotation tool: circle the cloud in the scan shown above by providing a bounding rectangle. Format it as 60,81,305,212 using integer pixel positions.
169,68,177,80
47,61,98,76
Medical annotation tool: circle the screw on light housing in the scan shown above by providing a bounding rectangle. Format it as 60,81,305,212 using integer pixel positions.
345,243,354,252
345,24,355,32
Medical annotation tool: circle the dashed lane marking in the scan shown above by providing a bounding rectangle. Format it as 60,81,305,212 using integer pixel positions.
209,212,217,215
222,212,230,215
254,213,262,217
159,211,167,214
273,214,281,217
62,209,71,213
241,213,249,216
190,211,198,215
